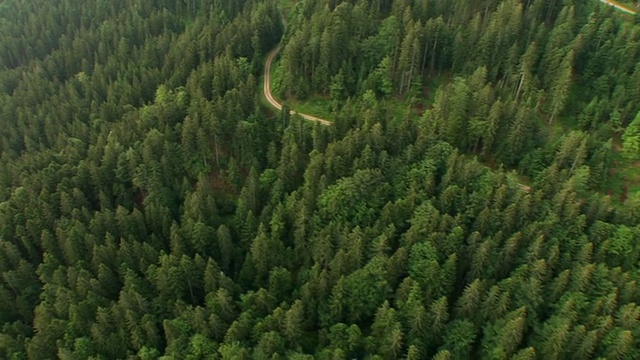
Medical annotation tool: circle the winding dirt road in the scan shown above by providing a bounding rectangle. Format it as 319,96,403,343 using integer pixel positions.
263,46,332,126
599,0,637,14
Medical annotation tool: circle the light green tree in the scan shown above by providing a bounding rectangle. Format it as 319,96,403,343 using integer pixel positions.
622,111,640,160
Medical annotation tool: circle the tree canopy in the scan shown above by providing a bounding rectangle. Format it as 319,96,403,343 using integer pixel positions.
1,0,640,359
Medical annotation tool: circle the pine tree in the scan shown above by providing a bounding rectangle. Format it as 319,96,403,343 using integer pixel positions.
454,279,484,321
441,320,477,360
283,300,305,346
482,307,527,359
622,110,640,160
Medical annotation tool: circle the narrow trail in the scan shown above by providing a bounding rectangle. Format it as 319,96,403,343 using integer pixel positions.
263,46,332,126
599,0,637,14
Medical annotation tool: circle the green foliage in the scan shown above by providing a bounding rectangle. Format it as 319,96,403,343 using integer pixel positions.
318,168,390,226
622,111,640,160
1,0,640,359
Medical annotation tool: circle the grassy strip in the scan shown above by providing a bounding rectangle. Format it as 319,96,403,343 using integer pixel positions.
285,96,333,121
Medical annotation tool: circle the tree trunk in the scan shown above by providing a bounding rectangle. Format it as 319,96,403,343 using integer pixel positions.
482,2,491,31
391,41,399,80
407,44,417,94
549,107,557,125
421,36,429,77
514,72,525,102
430,36,438,74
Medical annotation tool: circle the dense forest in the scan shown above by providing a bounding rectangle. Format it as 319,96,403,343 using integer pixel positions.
1,0,640,359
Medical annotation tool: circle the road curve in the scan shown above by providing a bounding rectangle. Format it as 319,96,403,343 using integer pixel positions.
599,0,637,14
263,46,332,126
